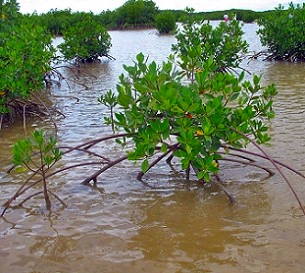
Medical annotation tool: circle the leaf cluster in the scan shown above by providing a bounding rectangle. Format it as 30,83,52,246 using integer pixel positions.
98,17,276,181
112,0,158,28
101,51,276,181
1,129,64,213
13,129,62,171
0,0,56,115
257,2,305,61
58,13,112,62
172,13,248,74
155,11,176,34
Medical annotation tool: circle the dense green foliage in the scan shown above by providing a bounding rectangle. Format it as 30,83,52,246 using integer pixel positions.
198,9,263,23
58,13,112,62
36,8,74,36
0,0,55,120
26,1,272,35
257,3,305,61
112,0,158,29
155,11,176,34
172,9,248,74
100,17,276,182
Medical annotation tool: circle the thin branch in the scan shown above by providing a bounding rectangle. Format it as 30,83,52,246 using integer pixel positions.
137,143,180,180
48,190,67,207
1,161,107,217
218,151,255,162
8,161,108,199
22,103,27,135
186,166,190,180
220,157,275,176
31,92,58,135
82,155,128,185
166,153,175,164
222,145,305,179
17,191,44,207
230,128,305,215
64,133,135,152
59,146,111,162
213,174,237,205
1,169,42,217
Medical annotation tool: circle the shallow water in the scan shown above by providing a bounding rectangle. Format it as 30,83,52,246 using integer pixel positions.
1,23,305,273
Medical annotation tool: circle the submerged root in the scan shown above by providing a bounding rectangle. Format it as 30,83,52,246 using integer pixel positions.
248,49,305,62
1,94,64,133
3,130,305,217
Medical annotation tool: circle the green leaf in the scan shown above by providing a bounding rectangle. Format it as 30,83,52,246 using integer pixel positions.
13,166,27,173
229,92,239,101
136,53,145,63
161,143,167,153
141,159,149,173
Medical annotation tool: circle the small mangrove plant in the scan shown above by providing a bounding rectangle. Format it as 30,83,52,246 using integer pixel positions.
58,12,115,63
253,2,305,62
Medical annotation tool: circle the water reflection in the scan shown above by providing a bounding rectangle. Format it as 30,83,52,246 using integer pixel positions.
1,171,273,273
130,185,268,265
261,62,305,169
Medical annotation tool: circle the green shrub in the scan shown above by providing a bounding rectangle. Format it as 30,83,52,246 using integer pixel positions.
113,0,157,28
0,0,55,119
172,9,248,75
58,13,112,63
102,16,274,182
257,3,305,61
155,11,176,34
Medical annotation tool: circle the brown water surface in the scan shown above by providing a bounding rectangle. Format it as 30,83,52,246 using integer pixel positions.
1,23,305,273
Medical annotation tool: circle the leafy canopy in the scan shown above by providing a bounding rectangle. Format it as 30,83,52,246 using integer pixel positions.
0,0,56,115
100,16,277,181
257,2,305,61
172,8,248,74
155,11,176,34
58,13,112,63
113,0,158,28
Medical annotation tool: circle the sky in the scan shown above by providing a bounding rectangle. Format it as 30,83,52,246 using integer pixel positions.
18,0,302,14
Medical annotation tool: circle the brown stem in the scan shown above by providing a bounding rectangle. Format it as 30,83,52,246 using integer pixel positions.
213,174,237,205
47,190,67,207
22,103,27,135
82,155,128,185
186,166,190,180
230,128,305,216
17,191,44,207
222,145,305,179
31,92,58,135
220,157,275,176
137,143,179,181
166,153,174,164
40,152,51,210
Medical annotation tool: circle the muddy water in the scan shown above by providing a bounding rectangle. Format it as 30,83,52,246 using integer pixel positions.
1,23,305,273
